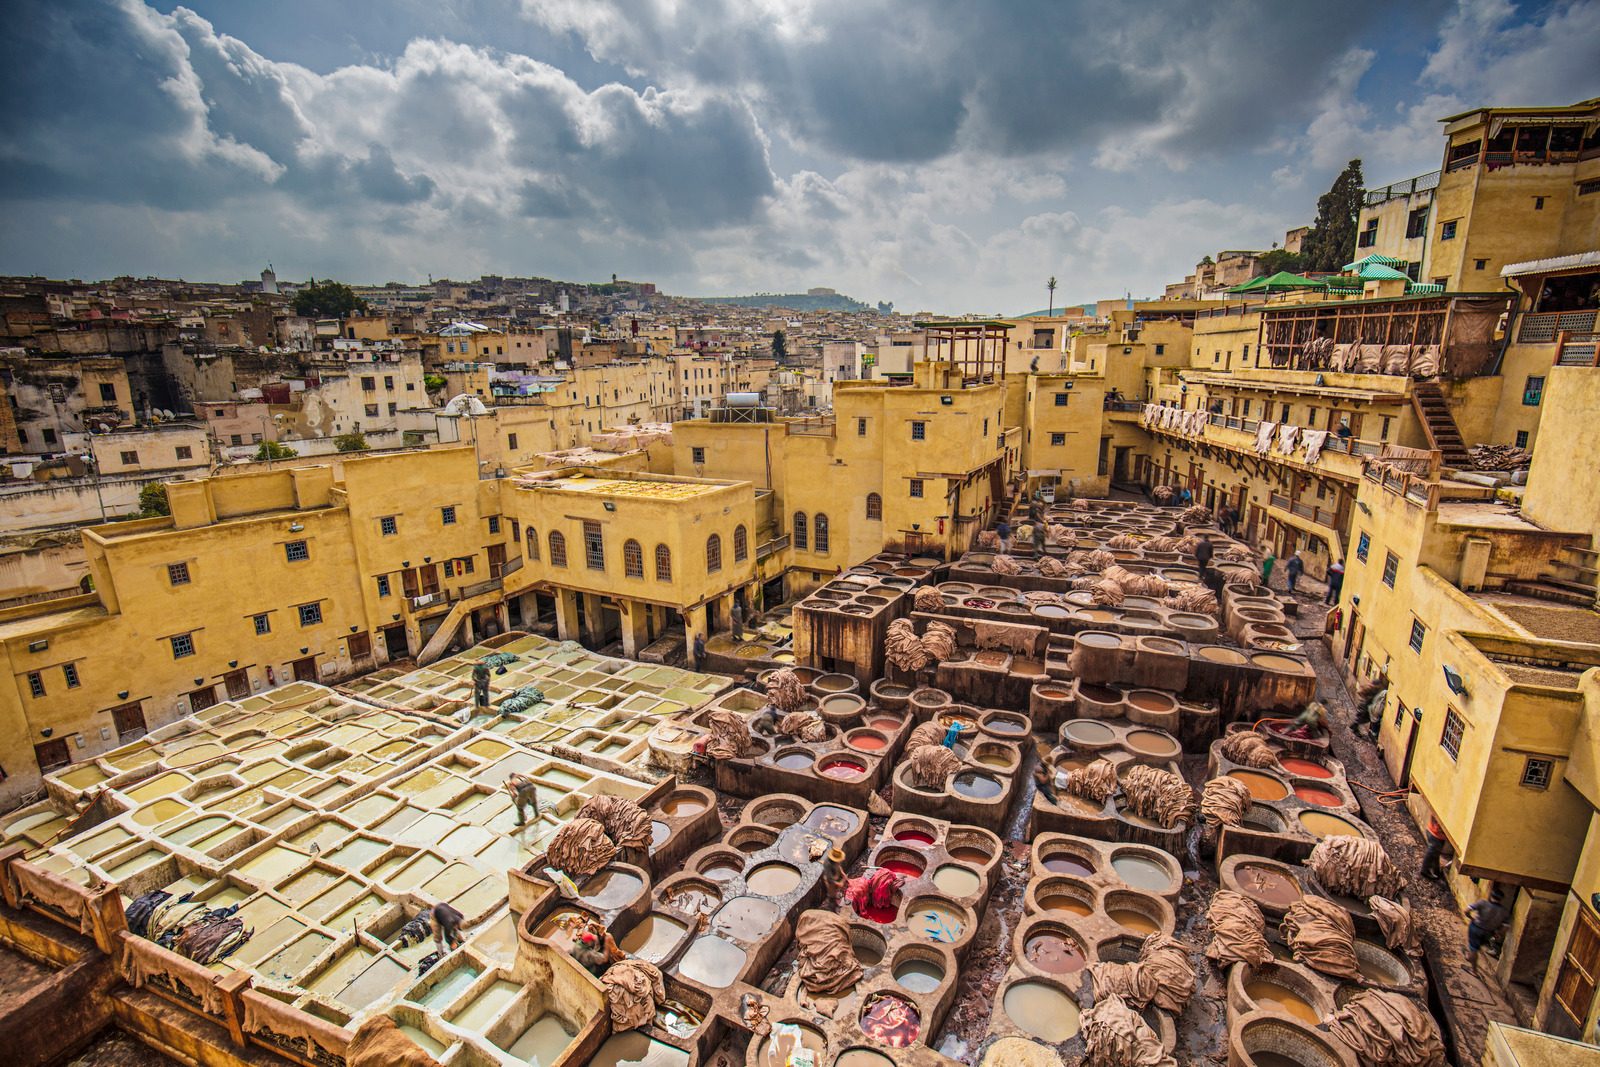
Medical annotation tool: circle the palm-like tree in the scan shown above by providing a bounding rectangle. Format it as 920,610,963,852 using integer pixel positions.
1046,276,1057,317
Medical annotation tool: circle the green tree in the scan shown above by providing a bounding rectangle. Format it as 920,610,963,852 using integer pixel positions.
255,440,298,460
1300,159,1365,273
335,432,369,453
138,482,169,517
1256,248,1309,276
424,373,447,395
292,278,369,319
771,329,788,362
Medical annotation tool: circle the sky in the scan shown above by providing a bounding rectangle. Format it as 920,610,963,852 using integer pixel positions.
1,1,1596,314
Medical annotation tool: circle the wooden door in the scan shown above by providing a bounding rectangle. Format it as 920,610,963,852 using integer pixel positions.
401,568,420,598
488,544,507,579
420,565,440,595
34,738,70,772
189,685,217,711
382,624,409,660
348,632,372,663
291,657,318,682
223,670,250,700
1555,907,1600,1031
110,702,147,741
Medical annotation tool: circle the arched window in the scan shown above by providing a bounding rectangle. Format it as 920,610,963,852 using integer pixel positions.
706,534,722,573
814,514,830,554
655,544,672,581
733,524,748,562
866,493,882,520
623,539,643,578
793,512,808,550
549,531,567,567
526,526,540,561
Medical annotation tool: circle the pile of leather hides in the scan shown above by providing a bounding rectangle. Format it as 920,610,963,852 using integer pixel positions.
795,910,862,998
1308,836,1405,900
1120,765,1195,829
913,587,946,611
1370,895,1422,957
704,709,754,760
1219,731,1283,769
545,817,617,878
764,667,810,712
602,958,665,1031
1204,891,1274,968
1199,776,1252,828
1088,934,1195,1014
1065,758,1119,803
1080,993,1177,1067
1325,989,1446,1067
1281,897,1362,980
908,744,962,788
576,794,653,851
991,554,1022,575
778,711,828,742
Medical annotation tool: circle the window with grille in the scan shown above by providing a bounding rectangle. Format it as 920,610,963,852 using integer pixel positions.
733,525,748,562
285,540,309,562
168,562,191,585
1394,699,1408,727
1382,551,1398,588
549,531,567,567
1409,619,1427,653
488,516,500,534
691,446,706,464
380,516,397,536
298,603,322,626
441,505,457,525
583,521,605,571
443,559,455,578
1524,376,1545,406
909,479,923,498
655,544,672,581
1522,757,1554,789
27,671,44,698
1440,707,1465,760
1356,531,1370,562
171,634,195,659
793,512,808,550
121,450,138,465
63,663,79,689
866,493,882,520
911,421,926,440
624,539,643,578
1054,393,1068,406
857,418,867,436
176,446,192,460
706,534,722,572
1050,432,1066,446
814,515,830,554
526,527,540,560
254,613,271,634
1555,906,1600,1026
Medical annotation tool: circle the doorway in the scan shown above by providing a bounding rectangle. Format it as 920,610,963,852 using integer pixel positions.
1399,712,1420,788
34,738,70,772
488,544,507,579
223,669,250,701
189,685,217,711
382,624,409,660
109,702,146,741
420,564,440,596
291,657,318,683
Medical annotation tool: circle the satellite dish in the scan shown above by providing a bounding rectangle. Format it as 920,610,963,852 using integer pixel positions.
443,393,489,416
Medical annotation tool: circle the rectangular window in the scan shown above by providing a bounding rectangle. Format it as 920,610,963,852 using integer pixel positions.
1054,393,1068,406
27,671,44,698
691,446,706,464
171,633,195,659
43,428,56,444
1382,550,1399,588
1440,707,1465,760
380,516,398,536
441,506,457,525
361,376,376,391
376,575,391,598
1522,757,1554,790
1515,430,1529,449
387,402,397,416
1523,376,1545,406
99,382,117,402
1406,205,1429,238
120,450,138,465
1440,220,1458,240
857,418,867,436
63,663,80,688
253,613,271,635
507,433,518,450
1394,699,1408,728
911,421,926,440
1050,432,1066,446
1409,619,1427,653
909,479,924,498
1356,531,1370,562
168,562,191,586
1578,179,1600,197
583,520,605,571
285,540,309,562
297,602,323,627
1154,344,1165,355
176,445,193,460
364,403,379,417
443,559,455,579
488,516,500,534
384,376,394,389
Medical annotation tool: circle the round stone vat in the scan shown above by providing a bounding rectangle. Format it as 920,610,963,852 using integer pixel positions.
1233,1016,1346,1067
1000,977,1082,1043
1102,889,1170,939
1125,690,1180,731
844,728,891,754
868,679,913,709
745,797,805,828
1016,915,1091,977
1030,874,1098,919
874,846,927,880
1072,682,1126,721
727,826,778,854
1108,846,1181,896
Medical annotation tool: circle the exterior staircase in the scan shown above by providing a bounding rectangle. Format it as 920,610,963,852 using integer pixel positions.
1504,545,1600,608
1409,381,1471,468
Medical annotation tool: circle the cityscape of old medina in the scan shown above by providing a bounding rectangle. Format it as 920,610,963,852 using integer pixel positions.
0,5,1598,1067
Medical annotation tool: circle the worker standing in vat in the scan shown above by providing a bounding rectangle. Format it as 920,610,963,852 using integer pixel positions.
1285,700,1328,739
506,772,540,826
432,902,466,955
472,659,491,710
1193,534,1214,577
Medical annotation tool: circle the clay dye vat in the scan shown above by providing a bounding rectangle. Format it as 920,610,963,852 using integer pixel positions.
1125,729,1182,759
818,756,868,781
894,829,936,849
1245,979,1319,1025
1062,720,1117,746
880,853,926,879
1108,908,1160,936
951,772,1003,799
453,978,520,1031
1279,757,1332,779
500,1013,575,1063
835,1051,896,1067
1003,980,1081,1042
1042,854,1095,877
913,901,965,943
745,862,801,896
591,1033,691,1067
803,805,860,839
860,992,922,1047
1298,811,1362,839
1039,894,1093,918
660,794,708,817
846,730,889,752
677,935,746,988
893,957,945,993
620,915,688,963
1025,932,1087,974
1234,864,1303,909
1229,770,1291,801
774,751,815,771
948,845,992,865
581,868,644,910
760,1023,826,1067
713,897,783,941
932,864,981,897
1293,784,1343,808
1111,854,1172,892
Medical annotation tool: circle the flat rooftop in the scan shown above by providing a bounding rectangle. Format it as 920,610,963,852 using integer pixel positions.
1435,501,1545,531
530,476,724,500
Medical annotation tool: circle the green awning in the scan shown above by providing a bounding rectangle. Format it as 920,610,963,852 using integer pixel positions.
1226,271,1326,293
1343,253,1412,271
1354,262,1412,281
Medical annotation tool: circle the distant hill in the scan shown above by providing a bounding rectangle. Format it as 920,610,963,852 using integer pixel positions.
697,291,874,313
1014,304,1094,318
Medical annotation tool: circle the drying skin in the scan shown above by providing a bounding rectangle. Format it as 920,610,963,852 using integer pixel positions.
1308,836,1406,900
777,710,828,742
1217,731,1284,769
763,667,809,713
1203,891,1275,968
1198,776,1253,829
602,958,666,1031
1179,505,1213,524
1369,895,1423,957
347,1014,444,1067
913,586,946,612
884,619,933,673
544,817,617,878
1106,533,1142,549
1064,758,1120,803
1080,992,1178,1067
1164,583,1219,616
1325,989,1447,1067
1280,897,1363,980
795,910,862,1003
1120,765,1196,829
1035,556,1073,577
908,745,962,788
904,720,947,755
703,709,754,760
990,554,1022,575
576,794,653,852
1087,934,1196,1014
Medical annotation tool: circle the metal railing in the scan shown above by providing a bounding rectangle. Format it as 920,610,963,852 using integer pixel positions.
757,534,790,561
1362,170,1440,205
1519,310,1598,343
